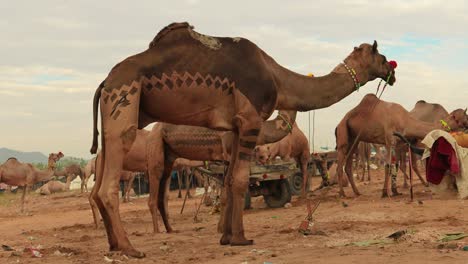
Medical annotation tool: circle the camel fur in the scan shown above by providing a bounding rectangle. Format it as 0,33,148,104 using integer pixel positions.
90,22,396,256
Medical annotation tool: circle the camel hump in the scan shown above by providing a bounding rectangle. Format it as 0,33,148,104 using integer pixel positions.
416,100,426,104
6,157,17,161
149,22,193,48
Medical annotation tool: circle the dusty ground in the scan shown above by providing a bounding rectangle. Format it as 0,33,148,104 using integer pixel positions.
1,168,468,264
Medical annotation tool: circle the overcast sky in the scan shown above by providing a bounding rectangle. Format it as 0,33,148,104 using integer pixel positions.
1,0,467,158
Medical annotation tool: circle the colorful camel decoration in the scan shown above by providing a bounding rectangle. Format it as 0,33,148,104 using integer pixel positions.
90,22,396,257
335,94,468,198
0,152,64,212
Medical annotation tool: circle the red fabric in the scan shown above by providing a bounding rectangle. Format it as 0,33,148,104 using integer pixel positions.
426,137,460,185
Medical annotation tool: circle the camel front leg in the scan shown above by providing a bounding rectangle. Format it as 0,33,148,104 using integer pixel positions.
345,141,360,196
300,154,310,197
177,170,183,198
21,184,27,213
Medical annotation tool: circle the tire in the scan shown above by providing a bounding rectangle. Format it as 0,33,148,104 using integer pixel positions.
263,179,292,208
288,172,303,196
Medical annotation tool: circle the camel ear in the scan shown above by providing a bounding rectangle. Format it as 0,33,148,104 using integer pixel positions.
354,46,358,51
372,40,378,53
464,108,467,114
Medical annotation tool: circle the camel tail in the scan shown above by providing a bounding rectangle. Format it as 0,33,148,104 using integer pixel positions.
90,81,105,154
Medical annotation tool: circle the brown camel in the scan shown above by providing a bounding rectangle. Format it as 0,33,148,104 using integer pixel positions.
336,94,468,198
54,163,85,192
396,100,468,187
82,157,96,192
0,152,63,212
36,174,74,195
90,22,396,256
254,123,310,196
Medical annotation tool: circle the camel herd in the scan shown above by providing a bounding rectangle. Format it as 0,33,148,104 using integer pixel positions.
1,22,467,258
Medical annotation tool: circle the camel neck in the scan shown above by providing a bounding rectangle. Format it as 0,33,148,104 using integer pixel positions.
35,167,55,182
404,119,439,139
273,62,372,111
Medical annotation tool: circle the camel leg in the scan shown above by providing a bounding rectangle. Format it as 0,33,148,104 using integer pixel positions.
300,154,309,197
221,113,260,246
336,147,347,197
382,143,394,198
345,141,360,196
186,169,192,199
90,153,103,228
157,165,174,233
398,151,409,188
219,133,238,244
21,185,27,213
126,175,136,202
177,170,183,198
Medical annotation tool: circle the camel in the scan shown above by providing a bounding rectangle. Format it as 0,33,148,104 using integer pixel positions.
0,152,63,212
254,123,310,196
89,110,297,232
335,94,468,198
90,22,396,256
36,174,73,195
82,158,96,192
54,163,85,192
396,100,468,187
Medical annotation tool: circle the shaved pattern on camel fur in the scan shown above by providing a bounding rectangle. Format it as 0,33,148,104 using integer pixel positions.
336,94,468,198
90,21,396,257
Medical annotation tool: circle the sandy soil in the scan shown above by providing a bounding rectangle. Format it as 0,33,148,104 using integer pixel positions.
1,168,468,264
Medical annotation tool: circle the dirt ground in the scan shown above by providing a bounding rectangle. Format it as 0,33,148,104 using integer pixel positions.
1,168,468,264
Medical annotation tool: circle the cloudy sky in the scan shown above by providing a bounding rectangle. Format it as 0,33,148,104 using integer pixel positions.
1,0,467,158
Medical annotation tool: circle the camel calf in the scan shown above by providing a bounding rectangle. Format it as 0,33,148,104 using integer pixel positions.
254,123,310,196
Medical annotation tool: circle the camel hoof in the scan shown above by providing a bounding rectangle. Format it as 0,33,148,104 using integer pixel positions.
220,234,231,245
230,239,254,246
120,248,145,258
391,189,402,196
381,190,389,198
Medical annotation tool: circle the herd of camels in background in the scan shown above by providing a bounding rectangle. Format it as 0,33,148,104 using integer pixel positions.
1,22,468,258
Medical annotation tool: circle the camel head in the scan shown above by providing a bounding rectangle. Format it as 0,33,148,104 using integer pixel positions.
345,40,396,85
47,152,64,169
448,108,468,130
253,145,271,165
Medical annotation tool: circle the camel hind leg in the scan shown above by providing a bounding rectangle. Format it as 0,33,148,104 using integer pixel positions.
94,84,144,258
344,140,361,196
90,153,103,228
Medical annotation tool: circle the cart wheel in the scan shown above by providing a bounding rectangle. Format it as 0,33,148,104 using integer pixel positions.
263,179,292,208
288,172,303,196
